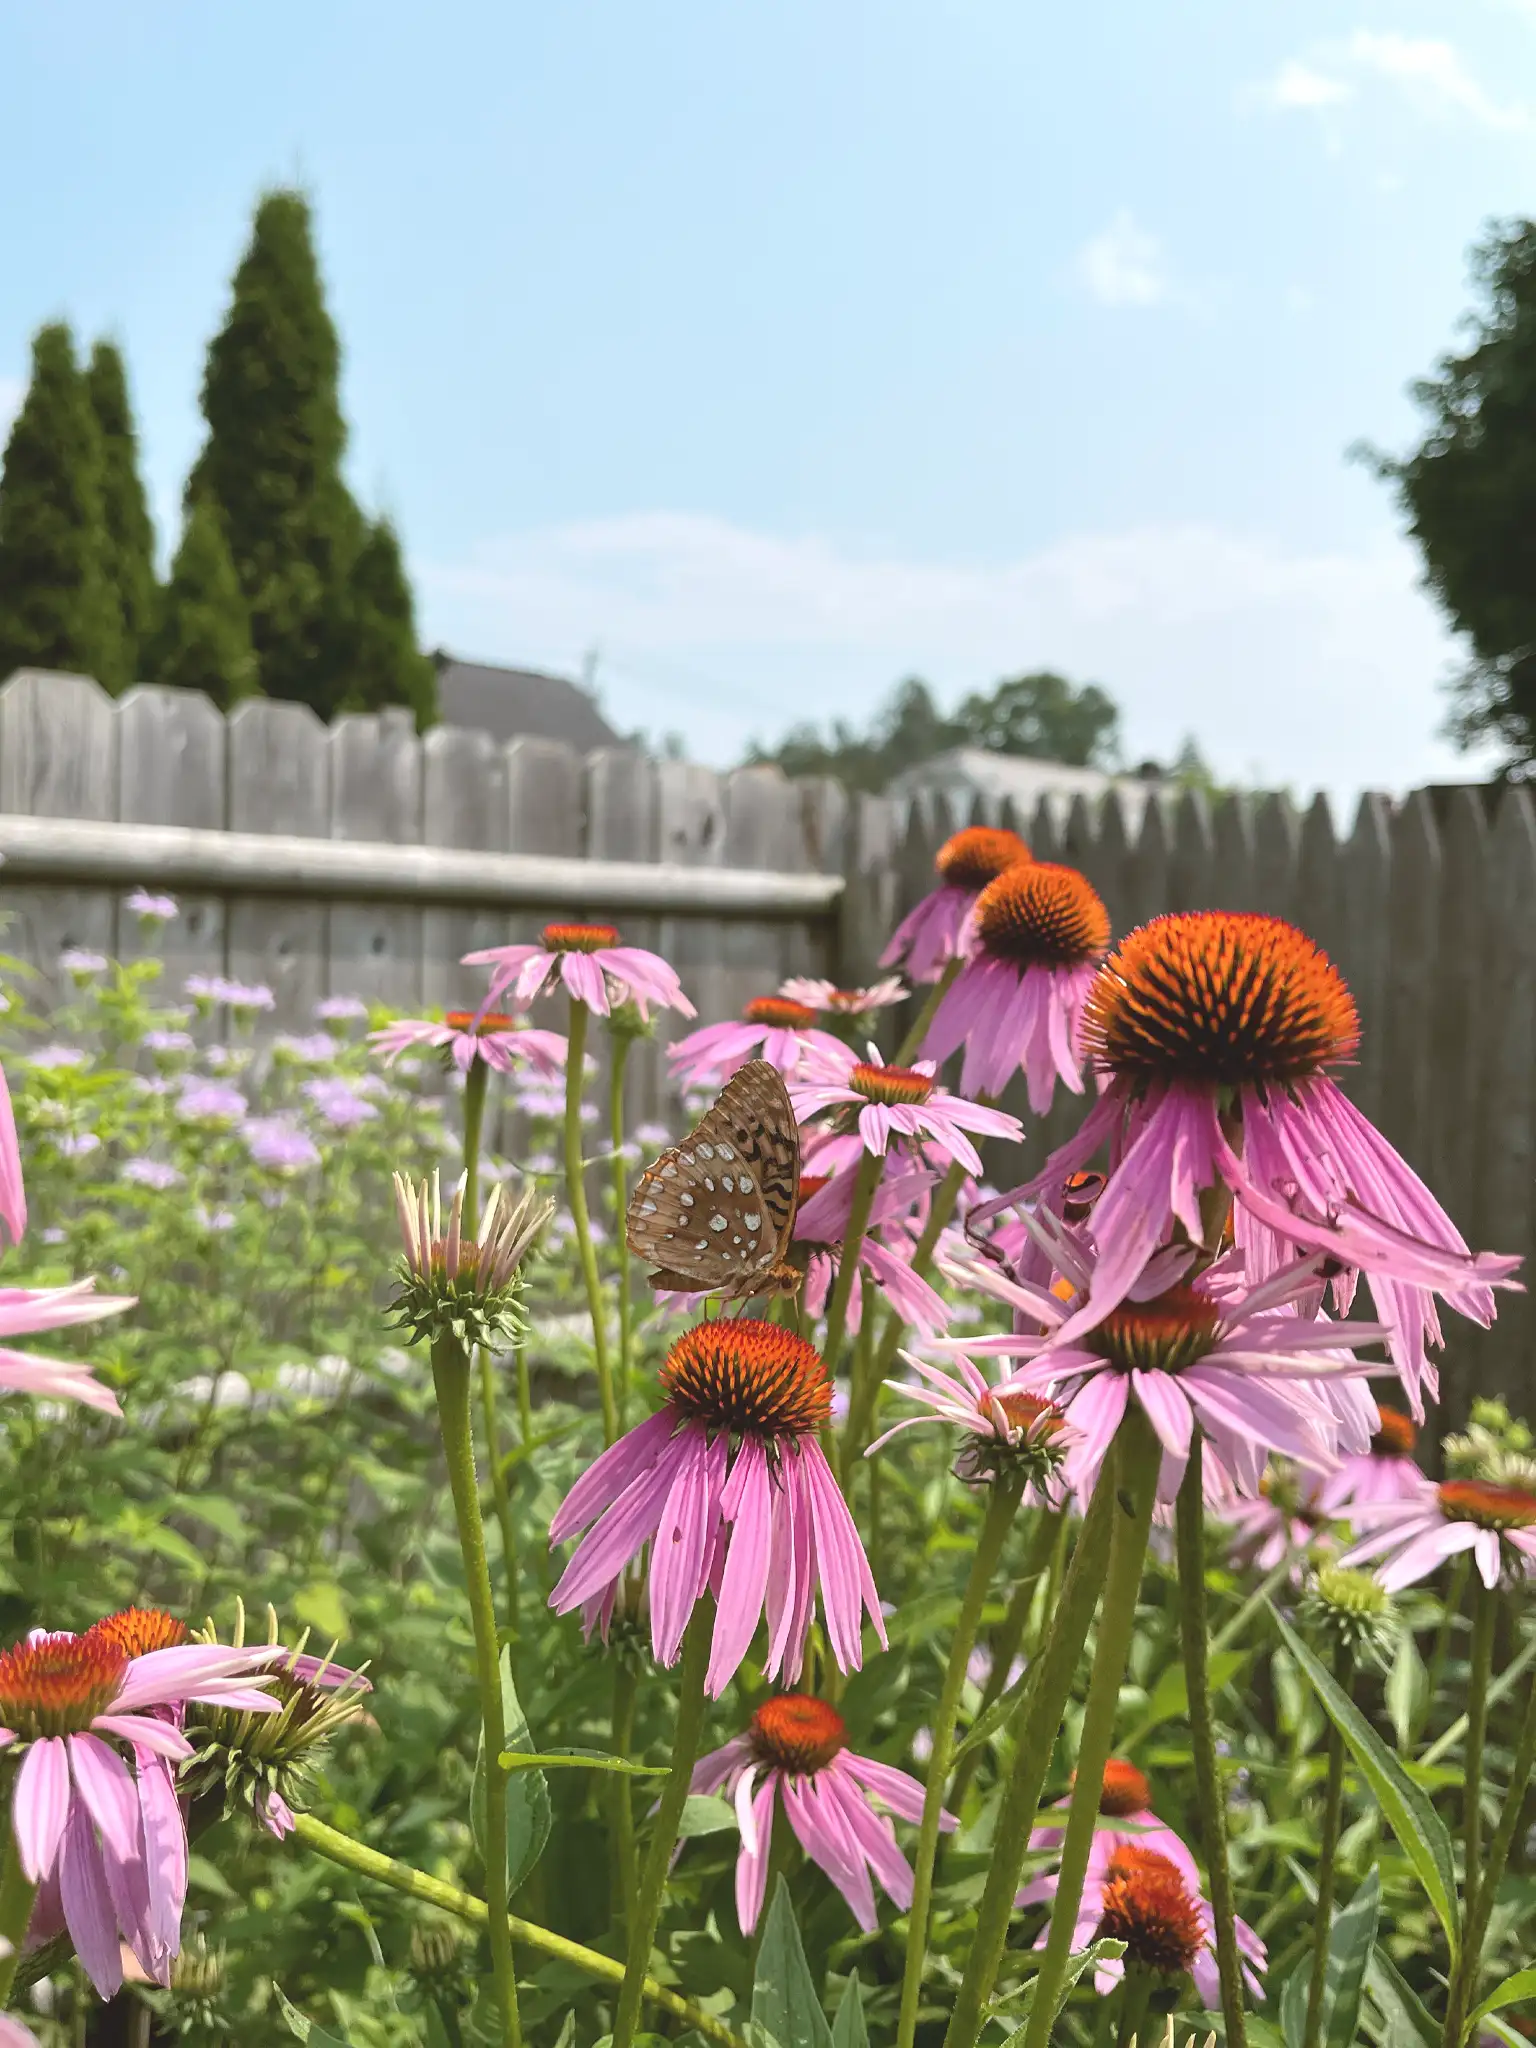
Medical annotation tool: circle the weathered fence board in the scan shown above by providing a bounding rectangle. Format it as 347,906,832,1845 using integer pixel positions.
329,710,424,1010
0,673,119,991
226,700,330,1028
116,685,227,989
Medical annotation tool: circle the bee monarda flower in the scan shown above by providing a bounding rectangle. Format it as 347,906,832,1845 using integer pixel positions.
548,1319,882,1695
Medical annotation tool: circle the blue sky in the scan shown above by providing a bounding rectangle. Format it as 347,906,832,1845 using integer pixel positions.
3,2,1535,799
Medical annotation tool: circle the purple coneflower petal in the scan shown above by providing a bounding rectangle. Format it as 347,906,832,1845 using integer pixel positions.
736,1777,778,1933
650,1427,726,1666
709,1439,773,1696
550,1408,674,1546
14,1737,70,1881
59,1804,122,1999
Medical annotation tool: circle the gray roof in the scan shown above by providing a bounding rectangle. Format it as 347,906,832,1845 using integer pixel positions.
434,655,621,752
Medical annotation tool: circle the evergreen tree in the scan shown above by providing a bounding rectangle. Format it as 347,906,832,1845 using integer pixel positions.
87,339,158,683
187,188,364,715
0,322,123,687
148,497,257,709
334,517,438,728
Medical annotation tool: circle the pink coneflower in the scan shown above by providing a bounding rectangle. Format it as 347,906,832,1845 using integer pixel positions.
0,1613,277,1996
881,826,1033,984
790,1047,1021,1177
939,1228,1382,1502
870,1354,1069,1498
689,1694,950,1934
369,1009,568,1079
923,862,1111,1111
794,1168,949,1338
1009,912,1519,1416
778,976,907,1016
0,1278,135,1416
1017,1760,1266,2005
667,997,847,1088
1317,1403,1424,1514
0,1063,22,1248
549,1319,882,1696
464,924,695,1022
1341,1475,1536,1591
0,2019,37,2045
1220,1462,1333,1571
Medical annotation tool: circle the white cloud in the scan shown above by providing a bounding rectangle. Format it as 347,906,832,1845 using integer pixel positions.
1255,31,1529,132
1261,59,1354,111
421,511,1494,806
1074,212,1169,309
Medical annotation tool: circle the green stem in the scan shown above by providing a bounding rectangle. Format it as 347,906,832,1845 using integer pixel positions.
941,1471,1117,2048
461,1059,521,1644
897,1475,1024,2048
895,957,962,1066
564,998,617,1443
943,1506,1063,1825
1114,1968,1153,2048
1303,1712,1347,2048
613,1607,713,2048
431,1333,521,2048
0,1823,37,2010
1444,1644,1536,2045
290,1813,741,2048
840,1156,967,1480
609,1035,634,1432
1175,1438,1248,2048
1422,1627,1536,1768
1463,1578,1497,1924
462,1058,489,1236
1424,1555,1471,1735
610,1658,639,1937
1020,1404,1162,2048
821,1146,884,1392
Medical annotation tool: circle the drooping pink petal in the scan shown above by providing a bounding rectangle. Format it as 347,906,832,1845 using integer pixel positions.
550,1408,676,1545
830,1768,915,1907
736,1776,779,1933
135,1752,187,1958
650,1427,726,1666
0,1062,26,1247
549,1433,685,1614
14,1737,70,1882
59,1803,123,1999
709,1439,773,1695
114,1643,278,1713
782,1773,877,1930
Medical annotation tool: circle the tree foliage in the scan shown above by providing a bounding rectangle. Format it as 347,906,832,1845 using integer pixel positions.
1369,217,1536,765
747,670,1122,792
86,339,158,684
0,323,123,689
148,496,257,709
333,516,439,729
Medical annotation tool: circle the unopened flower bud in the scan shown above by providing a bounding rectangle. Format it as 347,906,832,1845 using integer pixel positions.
390,1170,553,1353
170,1938,226,2001
1301,1564,1397,1671
604,997,655,1043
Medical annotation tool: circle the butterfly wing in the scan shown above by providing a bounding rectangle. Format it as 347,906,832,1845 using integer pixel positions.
627,1060,800,1297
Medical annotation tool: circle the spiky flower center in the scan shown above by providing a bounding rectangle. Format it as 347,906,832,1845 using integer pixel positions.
1437,1480,1536,1531
744,997,818,1029
1082,911,1360,1086
750,1694,846,1774
1372,1405,1417,1458
1311,1565,1390,1618
91,1607,188,1659
445,1010,518,1035
849,1062,935,1107
541,923,619,953
935,826,1031,890
1098,1845,1205,1975
973,862,1111,969
660,1318,832,1439
1098,1758,1152,1817
993,1389,1066,1440
0,1630,127,1738
1088,1285,1221,1376
1260,1464,1325,1526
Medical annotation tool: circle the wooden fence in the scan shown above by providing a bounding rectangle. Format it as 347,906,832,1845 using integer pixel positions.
0,667,1530,1414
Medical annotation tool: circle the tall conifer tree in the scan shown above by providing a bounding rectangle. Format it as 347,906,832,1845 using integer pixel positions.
148,497,257,709
87,340,158,683
336,517,438,728
0,323,122,687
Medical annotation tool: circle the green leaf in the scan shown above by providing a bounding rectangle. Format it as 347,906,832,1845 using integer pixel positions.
830,1973,868,2048
1471,1968,1536,2027
275,1987,355,2045
1279,1961,1308,2048
750,1875,834,2048
1324,1866,1381,2048
992,1940,1126,2040
676,1793,738,1838
496,1748,666,1777
1386,1628,1428,1753
951,1678,1032,1764
1272,1609,1459,1956
471,1647,551,1898
1196,2017,1287,2048
1137,1647,1248,1733
1364,1944,1439,2047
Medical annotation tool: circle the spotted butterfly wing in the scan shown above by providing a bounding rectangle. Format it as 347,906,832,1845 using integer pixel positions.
627,1060,801,1299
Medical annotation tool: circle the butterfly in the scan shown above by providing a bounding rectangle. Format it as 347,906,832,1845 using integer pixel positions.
627,1060,801,1300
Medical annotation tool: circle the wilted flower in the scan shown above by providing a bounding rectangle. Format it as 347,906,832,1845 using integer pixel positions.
689,1694,950,1933
390,1171,553,1353
465,923,695,1022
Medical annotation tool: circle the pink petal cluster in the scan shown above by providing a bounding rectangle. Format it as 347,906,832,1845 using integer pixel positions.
464,926,694,1022
0,1279,136,1417
790,1046,1021,1177
369,1013,567,1078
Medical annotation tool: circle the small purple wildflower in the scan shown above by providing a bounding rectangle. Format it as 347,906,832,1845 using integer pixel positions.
41,1227,66,1246
57,1133,101,1159
141,1029,195,1056
59,948,109,977
243,1118,322,1172
194,1204,237,1233
315,994,368,1023
177,1081,249,1122
303,1077,378,1129
122,1159,183,1191
273,1032,339,1062
28,1045,86,1071
125,889,179,922
633,1121,673,1148
183,975,275,1011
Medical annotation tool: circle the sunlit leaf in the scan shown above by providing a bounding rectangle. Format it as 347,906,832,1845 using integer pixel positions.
471,1647,550,1898
750,1875,833,2048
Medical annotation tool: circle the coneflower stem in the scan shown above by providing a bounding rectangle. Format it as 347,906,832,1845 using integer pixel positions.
1114,1966,1153,2048
895,957,962,1066
1443,1650,1536,2047
941,1471,1116,2048
947,1506,1064,1816
563,997,617,1443
610,1659,639,1937
613,1606,713,2048
1424,1554,1470,1736
431,1332,521,2048
1020,1404,1162,2048
608,1035,635,1431
822,1147,884,1395
0,1826,36,2010
1302,1689,1347,2048
1462,1577,1497,1924
290,1813,741,2048
897,1472,1024,2048
1175,1437,1249,2048
461,1058,521,1645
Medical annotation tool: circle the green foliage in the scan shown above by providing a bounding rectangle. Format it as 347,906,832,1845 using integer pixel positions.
86,338,159,682
0,321,123,688
752,1879,834,2048
149,495,259,707
335,517,439,730
1368,216,1536,765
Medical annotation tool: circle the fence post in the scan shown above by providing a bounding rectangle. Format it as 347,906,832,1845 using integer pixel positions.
115,684,228,988
1339,794,1392,1123
421,726,510,1013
